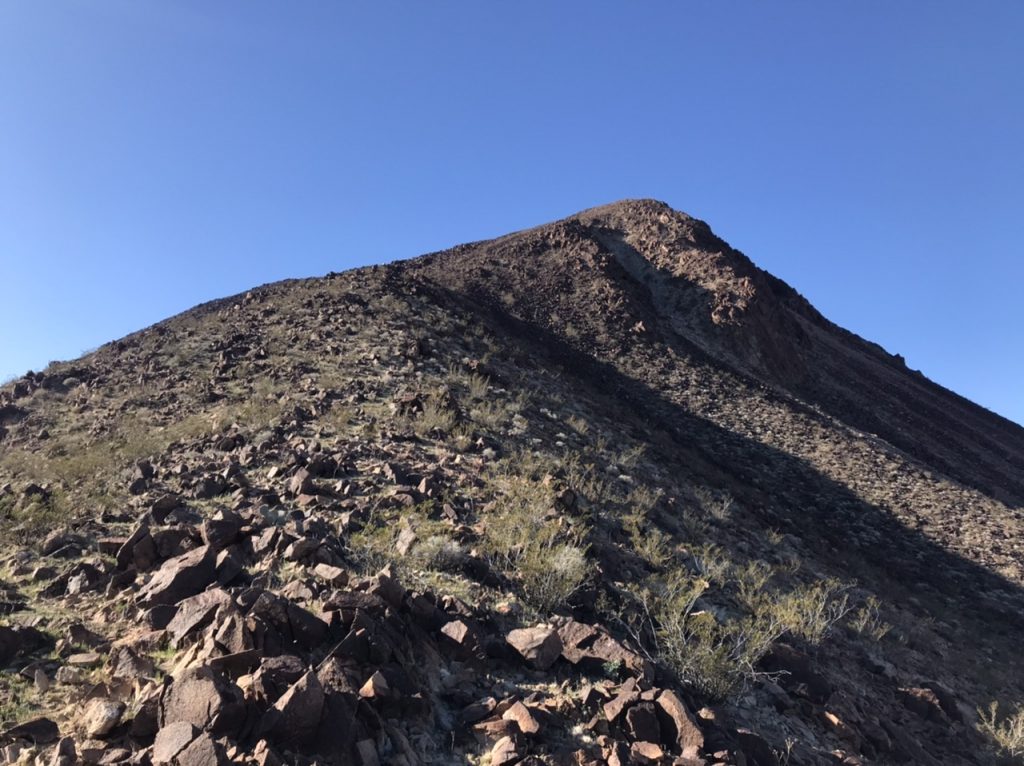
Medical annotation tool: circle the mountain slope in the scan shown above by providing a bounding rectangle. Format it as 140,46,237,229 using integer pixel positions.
1,200,1022,765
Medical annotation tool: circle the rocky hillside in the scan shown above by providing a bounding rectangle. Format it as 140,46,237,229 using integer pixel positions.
1,199,1022,765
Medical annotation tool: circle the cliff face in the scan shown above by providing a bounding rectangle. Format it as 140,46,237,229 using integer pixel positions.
0,201,1022,765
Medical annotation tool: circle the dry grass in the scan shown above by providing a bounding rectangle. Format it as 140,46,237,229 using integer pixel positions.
978,701,1024,761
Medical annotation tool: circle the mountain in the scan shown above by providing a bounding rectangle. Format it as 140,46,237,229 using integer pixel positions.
1,199,1022,765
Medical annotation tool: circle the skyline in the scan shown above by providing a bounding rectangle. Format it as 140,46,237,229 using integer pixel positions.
1,2,1022,425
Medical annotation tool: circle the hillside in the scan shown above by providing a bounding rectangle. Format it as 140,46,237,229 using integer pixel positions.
1,199,1023,765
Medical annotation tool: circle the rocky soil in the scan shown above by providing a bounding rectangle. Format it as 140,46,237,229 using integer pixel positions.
0,200,1022,765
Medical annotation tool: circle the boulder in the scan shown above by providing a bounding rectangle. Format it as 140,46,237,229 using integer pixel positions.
262,669,324,747
603,678,639,722
506,625,563,670
655,690,704,758
626,702,661,743
166,588,233,645
502,701,541,735
137,546,216,608
159,665,245,736
176,731,228,766
153,721,200,764
1,716,59,744
81,699,125,738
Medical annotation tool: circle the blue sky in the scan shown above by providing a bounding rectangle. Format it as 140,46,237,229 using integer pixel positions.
1,2,1022,425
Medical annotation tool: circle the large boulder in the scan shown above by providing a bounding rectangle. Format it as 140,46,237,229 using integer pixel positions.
137,546,217,608
655,690,704,758
261,669,324,747
506,625,563,670
159,665,246,737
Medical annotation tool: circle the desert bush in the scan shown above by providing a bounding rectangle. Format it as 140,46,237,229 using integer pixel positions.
849,595,892,641
411,535,467,572
482,454,590,613
630,569,783,701
978,701,1024,760
771,578,851,644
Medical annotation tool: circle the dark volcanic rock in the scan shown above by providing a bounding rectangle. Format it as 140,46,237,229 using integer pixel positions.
137,546,216,607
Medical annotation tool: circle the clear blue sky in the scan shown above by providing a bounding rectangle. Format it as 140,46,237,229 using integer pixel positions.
2,3,1022,425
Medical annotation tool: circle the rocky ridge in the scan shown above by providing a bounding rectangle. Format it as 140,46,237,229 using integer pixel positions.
0,200,1022,765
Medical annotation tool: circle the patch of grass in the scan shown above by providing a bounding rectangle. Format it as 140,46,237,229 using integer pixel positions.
0,671,38,727
413,399,457,438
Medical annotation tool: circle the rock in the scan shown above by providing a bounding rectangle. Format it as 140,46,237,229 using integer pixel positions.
153,721,199,764
603,678,639,722
284,537,320,561
166,588,233,645
366,566,405,609
440,619,480,655
760,644,831,703
358,670,390,699
490,735,523,766
1,716,59,744
0,625,22,665
48,736,76,766
150,494,182,523
630,741,665,764
313,563,348,586
159,665,245,736
67,652,102,667
41,530,82,557
263,669,324,747
116,524,158,572
194,474,228,499
288,468,315,496
898,687,950,723
81,699,125,738
626,702,661,743
460,697,498,724
355,738,380,766
137,546,216,608
655,690,704,758
248,591,328,651
55,666,86,684
201,511,242,551
175,731,228,766
502,701,541,735
735,728,779,766
109,646,156,681
215,546,245,585
506,625,562,670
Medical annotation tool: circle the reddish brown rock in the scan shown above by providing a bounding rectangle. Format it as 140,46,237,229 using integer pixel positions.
626,701,661,744
506,625,563,670
153,721,199,764
136,546,216,608
263,669,324,747
630,741,665,764
655,690,703,757
603,678,639,722
502,701,541,735
159,665,245,736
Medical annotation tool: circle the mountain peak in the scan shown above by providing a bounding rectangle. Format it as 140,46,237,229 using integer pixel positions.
1,202,1023,766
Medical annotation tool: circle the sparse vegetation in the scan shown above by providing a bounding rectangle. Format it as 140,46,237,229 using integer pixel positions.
481,452,590,613
849,595,892,642
978,701,1024,761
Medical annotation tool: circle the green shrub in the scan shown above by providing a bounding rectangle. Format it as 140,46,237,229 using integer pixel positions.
481,455,590,613
849,595,892,642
